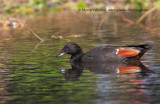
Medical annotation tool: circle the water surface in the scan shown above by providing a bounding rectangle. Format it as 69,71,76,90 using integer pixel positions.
0,11,160,104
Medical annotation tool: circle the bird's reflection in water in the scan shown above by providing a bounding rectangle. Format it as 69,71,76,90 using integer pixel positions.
58,61,153,81
58,64,83,81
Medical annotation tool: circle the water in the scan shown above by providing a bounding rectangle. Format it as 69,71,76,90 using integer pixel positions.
0,11,160,104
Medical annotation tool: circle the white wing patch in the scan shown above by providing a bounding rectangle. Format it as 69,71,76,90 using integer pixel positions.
116,49,119,54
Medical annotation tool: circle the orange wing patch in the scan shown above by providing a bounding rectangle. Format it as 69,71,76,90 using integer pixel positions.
117,48,140,57
118,65,140,73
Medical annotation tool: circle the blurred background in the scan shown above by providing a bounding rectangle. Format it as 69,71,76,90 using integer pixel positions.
0,0,160,33
0,0,160,14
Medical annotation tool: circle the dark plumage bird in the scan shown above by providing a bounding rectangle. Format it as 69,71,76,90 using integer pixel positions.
56,43,151,63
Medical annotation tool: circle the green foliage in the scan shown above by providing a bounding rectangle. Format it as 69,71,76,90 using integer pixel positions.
136,2,142,10
155,0,160,10
76,1,86,8
51,0,60,3
27,0,46,9
1,0,160,15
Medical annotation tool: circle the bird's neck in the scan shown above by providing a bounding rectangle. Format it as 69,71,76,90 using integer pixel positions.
70,52,84,62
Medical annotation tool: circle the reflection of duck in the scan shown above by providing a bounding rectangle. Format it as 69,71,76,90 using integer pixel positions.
82,60,153,74
57,43,151,63
58,61,153,81
58,64,83,81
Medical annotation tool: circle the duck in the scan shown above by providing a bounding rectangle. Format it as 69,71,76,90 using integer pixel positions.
56,42,151,63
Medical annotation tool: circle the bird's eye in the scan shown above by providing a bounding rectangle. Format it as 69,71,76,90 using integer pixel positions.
65,46,70,51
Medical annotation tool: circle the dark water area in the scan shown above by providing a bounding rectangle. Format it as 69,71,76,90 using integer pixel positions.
0,11,160,104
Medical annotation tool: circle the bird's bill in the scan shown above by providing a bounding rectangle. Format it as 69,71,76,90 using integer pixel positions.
56,52,66,57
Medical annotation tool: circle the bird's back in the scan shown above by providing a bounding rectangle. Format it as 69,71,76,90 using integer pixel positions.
81,45,151,63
